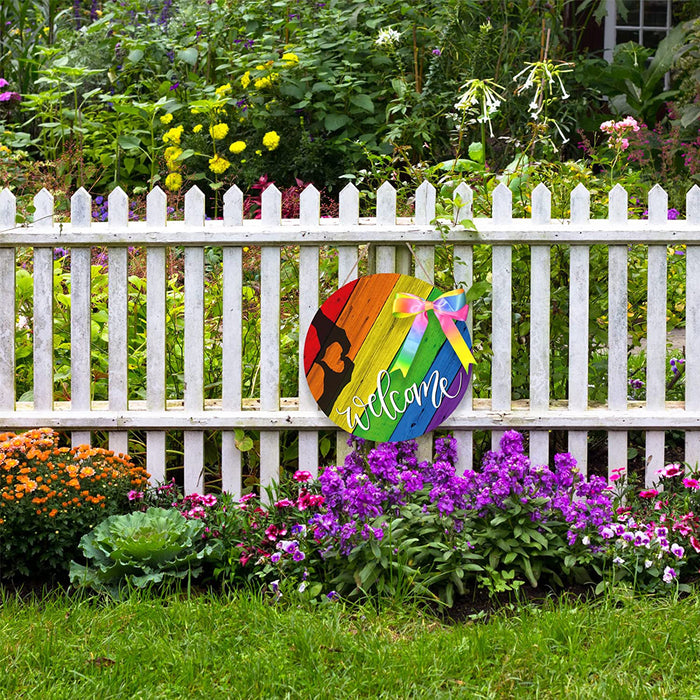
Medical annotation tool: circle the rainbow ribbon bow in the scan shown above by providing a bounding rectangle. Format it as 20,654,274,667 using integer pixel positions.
392,289,476,377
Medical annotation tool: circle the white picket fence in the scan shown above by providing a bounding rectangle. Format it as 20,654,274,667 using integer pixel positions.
0,180,698,493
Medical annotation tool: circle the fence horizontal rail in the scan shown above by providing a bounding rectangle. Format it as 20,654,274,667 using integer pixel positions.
1,400,699,430
1,222,700,246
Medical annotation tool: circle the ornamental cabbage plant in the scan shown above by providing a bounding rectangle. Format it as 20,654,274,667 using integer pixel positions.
70,507,221,598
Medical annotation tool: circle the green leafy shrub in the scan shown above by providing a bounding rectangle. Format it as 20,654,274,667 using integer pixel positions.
70,507,221,597
0,427,149,581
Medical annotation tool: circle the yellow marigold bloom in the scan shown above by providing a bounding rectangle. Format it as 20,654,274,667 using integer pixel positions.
209,123,229,140
159,113,174,124
255,64,264,71
241,71,251,89
208,154,231,174
215,83,232,97
165,172,183,191
163,125,184,145
193,123,203,133
164,145,182,163
229,140,246,154
282,52,299,65
262,130,280,151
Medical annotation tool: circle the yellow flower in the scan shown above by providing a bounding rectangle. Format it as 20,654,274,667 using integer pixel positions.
262,131,280,151
208,154,231,174
241,71,251,89
254,73,279,90
215,83,232,97
163,125,184,145
209,123,229,140
159,113,174,125
229,140,246,154
255,149,262,155
282,52,299,65
193,124,203,133
164,146,183,169
165,173,183,191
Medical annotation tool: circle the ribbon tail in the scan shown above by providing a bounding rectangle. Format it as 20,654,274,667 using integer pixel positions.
392,313,428,377
438,316,476,369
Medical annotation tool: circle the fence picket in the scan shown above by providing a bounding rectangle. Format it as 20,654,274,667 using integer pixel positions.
608,185,629,478
183,187,205,493
529,184,551,466
108,187,129,456
568,184,591,473
646,185,668,485
298,185,320,476
221,186,244,496
686,186,700,467
376,182,396,273
32,189,54,412
0,189,15,412
70,188,92,446
453,183,474,471
491,183,513,450
260,184,282,490
146,187,167,485
335,183,360,465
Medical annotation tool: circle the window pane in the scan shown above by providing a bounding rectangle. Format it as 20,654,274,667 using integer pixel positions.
642,29,668,50
617,29,642,45
643,0,670,27
620,0,641,26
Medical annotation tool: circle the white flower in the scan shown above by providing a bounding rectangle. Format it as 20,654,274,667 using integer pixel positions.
375,28,401,46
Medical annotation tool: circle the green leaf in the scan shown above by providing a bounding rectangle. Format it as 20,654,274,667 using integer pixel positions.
118,135,141,150
178,47,199,66
127,49,144,63
468,141,484,163
324,113,351,131
349,94,374,113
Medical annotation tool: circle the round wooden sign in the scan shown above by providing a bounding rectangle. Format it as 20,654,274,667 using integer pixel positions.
303,273,474,442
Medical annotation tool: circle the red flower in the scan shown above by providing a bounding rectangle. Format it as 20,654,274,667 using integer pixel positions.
639,489,659,498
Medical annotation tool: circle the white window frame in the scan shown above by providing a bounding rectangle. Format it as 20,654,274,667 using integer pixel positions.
603,0,673,62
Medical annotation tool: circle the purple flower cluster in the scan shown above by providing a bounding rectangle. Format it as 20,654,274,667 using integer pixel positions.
311,431,613,556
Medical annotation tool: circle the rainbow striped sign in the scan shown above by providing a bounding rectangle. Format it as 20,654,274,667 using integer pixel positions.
304,273,474,441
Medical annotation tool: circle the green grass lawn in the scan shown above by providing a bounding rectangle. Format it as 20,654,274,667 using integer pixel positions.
2,589,700,699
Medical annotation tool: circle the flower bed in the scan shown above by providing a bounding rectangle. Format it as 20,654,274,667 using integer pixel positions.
3,428,699,605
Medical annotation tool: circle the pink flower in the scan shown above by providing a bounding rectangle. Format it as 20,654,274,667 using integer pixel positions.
293,470,313,483
610,473,621,482
274,498,294,508
683,478,700,489
0,78,8,88
620,138,629,150
639,489,659,498
658,463,683,478
0,91,20,102
127,490,144,501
